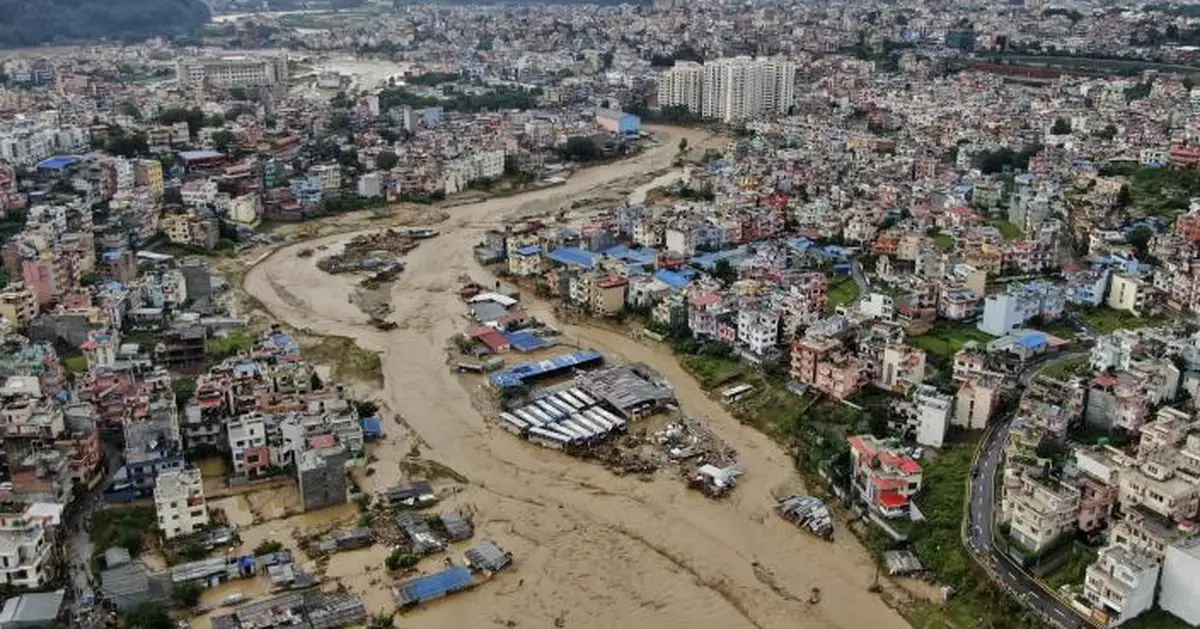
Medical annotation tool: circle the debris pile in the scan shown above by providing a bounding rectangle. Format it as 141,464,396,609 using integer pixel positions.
775,494,834,540
655,417,738,469
586,439,661,476
318,229,429,275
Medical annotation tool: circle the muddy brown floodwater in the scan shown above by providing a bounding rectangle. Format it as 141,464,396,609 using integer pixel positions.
242,125,912,629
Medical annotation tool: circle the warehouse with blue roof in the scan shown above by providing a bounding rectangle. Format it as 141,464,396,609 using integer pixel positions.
392,566,475,608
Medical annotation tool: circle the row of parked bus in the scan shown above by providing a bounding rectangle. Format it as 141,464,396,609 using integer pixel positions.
498,388,628,450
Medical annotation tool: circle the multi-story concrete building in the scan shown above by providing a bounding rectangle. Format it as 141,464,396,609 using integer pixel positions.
1001,472,1080,553
1083,544,1159,627
954,377,1001,429
298,444,348,512
878,344,926,393
911,385,953,448
978,280,1065,336
1108,272,1160,316
0,507,55,588
656,61,703,113
700,56,796,122
227,414,269,478
1160,537,1200,625
657,57,795,122
847,434,923,519
0,283,37,331
176,54,288,90
154,468,209,540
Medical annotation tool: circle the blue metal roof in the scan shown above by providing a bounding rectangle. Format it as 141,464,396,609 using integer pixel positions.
654,269,693,289
691,247,747,271
361,417,383,437
602,245,656,266
504,330,546,352
36,155,79,170
1016,330,1048,348
546,247,598,269
515,245,541,256
489,349,604,388
395,566,474,605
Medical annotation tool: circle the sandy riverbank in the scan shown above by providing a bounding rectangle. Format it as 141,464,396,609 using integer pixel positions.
239,125,912,629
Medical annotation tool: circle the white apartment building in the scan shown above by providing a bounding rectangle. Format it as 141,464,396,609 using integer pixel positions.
1002,473,1081,553
228,194,261,227
227,414,268,475
701,56,796,123
443,150,505,194
309,164,342,191
1117,451,1200,522
153,468,209,540
657,57,795,123
656,61,703,113
912,385,953,448
176,54,289,90
736,307,779,357
0,123,88,167
0,508,54,588
1083,544,1159,627
1160,537,1200,625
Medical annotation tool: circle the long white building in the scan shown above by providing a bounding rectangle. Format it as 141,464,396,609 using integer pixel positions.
657,56,796,123
176,54,289,90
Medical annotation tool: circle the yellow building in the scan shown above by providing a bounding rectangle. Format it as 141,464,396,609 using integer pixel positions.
135,159,164,197
0,284,38,331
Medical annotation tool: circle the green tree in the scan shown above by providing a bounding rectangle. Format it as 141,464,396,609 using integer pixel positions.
562,136,600,162
171,580,203,607
211,130,237,154
253,539,284,556
712,259,737,286
121,603,173,629
678,137,689,153
385,549,419,571
375,150,399,170
1050,118,1071,135
229,87,250,101
171,376,196,409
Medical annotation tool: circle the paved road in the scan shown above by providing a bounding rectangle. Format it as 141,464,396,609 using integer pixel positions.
965,351,1094,629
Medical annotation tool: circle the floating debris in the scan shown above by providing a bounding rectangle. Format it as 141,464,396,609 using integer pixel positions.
775,494,834,541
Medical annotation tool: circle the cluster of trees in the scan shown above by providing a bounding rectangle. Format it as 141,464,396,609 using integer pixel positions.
157,107,226,138
0,0,209,47
560,136,603,162
375,86,538,115
973,143,1043,175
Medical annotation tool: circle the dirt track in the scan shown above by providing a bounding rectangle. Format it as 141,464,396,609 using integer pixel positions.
242,125,912,629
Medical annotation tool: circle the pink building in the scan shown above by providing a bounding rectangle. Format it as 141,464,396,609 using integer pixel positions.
21,260,56,305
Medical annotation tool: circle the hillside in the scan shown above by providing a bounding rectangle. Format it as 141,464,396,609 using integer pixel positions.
0,0,211,48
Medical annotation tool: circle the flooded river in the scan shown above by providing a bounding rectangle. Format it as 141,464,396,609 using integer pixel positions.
241,125,910,629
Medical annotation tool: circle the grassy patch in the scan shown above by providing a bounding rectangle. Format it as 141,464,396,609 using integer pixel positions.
1072,306,1168,335
909,322,992,364
678,354,744,389
1037,355,1091,380
826,275,861,313
93,506,157,556
934,234,956,250
64,356,88,373
398,459,468,483
1045,544,1096,589
305,335,384,386
989,219,1025,241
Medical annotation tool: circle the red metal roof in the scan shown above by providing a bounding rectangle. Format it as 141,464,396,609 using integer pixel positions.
878,490,909,509
308,434,337,450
